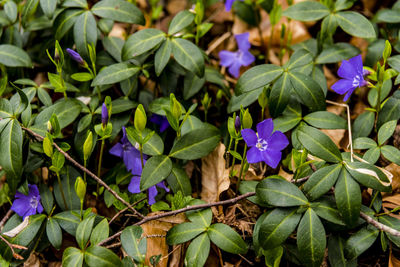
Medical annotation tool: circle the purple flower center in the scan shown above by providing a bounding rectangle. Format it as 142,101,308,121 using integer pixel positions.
256,138,268,151
30,196,38,209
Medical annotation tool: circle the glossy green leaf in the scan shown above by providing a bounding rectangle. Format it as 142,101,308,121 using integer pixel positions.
155,39,172,76
167,222,206,245
304,111,347,129
53,210,81,236
353,137,377,149
121,225,146,263
227,87,263,113
63,0,87,8
76,216,95,249
268,72,292,117
0,45,32,67
312,197,346,226
207,223,248,254
40,0,57,19
345,161,391,192
92,0,144,24
353,111,375,139
168,10,195,35
328,235,357,267
73,11,97,58
92,63,140,86
84,246,122,267
169,126,220,160
377,9,400,23
172,38,205,77
297,208,326,267
282,1,329,21
363,147,381,164
381,145,400,165
62,247,84,267
90,218,109,246
47,218,63,250
378,120,397,145
259,208,302,250
185,200,212,228
54,166,81,211
345,225,379,260
54,9,83,40
122,29,166,60
256,177,308,207
297,124,342,163
377,96,400,129
388,55,400,72
4,1,18,23
184,233,210,267
304,164,342,201
286,49,313,70
140,155,172,191
235,64,283,94
166,164,192,196
335,168,361,226
335,11,376,38
316,43,360,64
39,184,54,214
183,72,206,100
273,100,302,132
103,36,124,62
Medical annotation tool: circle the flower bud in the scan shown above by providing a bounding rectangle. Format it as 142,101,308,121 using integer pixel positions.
101,103,108,128
66,48,84,65
74,177,86,203
83,131,93,162
242,109,253,129
134,104,147,132
234,115,241,132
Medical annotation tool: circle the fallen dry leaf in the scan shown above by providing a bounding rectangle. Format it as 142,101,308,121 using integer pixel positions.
279,167,293,182
389,245,400,267
24,253,41,267
201,143,230,202
385,163,400,192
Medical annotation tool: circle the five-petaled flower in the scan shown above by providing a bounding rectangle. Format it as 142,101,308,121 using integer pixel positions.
66,48,84,65
110,127,169,205
331,54,369,101
219,32,255,78
150,114,170,133
101,103,109,128
241,119,289,168
11,184,44,219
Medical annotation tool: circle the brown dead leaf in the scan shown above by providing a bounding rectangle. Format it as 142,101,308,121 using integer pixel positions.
24,253,41,267
321,129,347,150
225,164,263,181
201,143,230,202
389,245,400,267
141,213,185,267
48,262,62,267
166,0,187,15
109,23,126,39
385,163,400,192
279,167,293,182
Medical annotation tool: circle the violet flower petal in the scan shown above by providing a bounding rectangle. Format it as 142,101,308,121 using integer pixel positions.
331,79,354,95
225,0,235,11
148,186,158,205
219,50,236,67
128,176,141,194
256,119,274,140
246,146,263,164
267,131,289,151
241,129,257,147
337,60,357,79
235,32,251,51
262,150,282,168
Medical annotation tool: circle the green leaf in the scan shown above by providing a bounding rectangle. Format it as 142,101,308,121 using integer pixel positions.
315,43,360,64
62,247,84,267
166,164,192,196
78,114,92,133
185,233,210,267
92,0,144,25
169,126,220,160
377,96,400,129
168,10,195,35
47,218,63,250
335,11,376,38
345,225,379,260
183,72,206,100
140,155,172,191
0,119,22,192
84,246,122,267
76,216,95,249
288,72,326,112
0,99,13,119
335,168,361,226
328,235,357,267
91,63,140,86
363,147,381,164
90,218,109,246
71,72,93,82
304,164,342,201
379,215,400,247
63,0,87,8
4,1,18,23
353,137,377,149
185,200,212,228
297,208,326,267
312,196,346,226
286,49,314,70
155,39,172,76
40,0,57,19
166,222,206,245
73,11,97,58
353,111,375,139
273,101,302,132
297,124,342,163
282,1,329,21
378,120,397,145
388,55,400,73
122,29,166,60
54,166,81,211
269,72,292,117
235,64,283,95
39,184,54,214
53,210,81,236
0,45,32,67
263,246,284,267
256,177,308,207
103,36,124,62
377,9,400,23
172,38,205,77
259,208,302,250
304,111,347,129
207,223,248,254
227,87,263,113
121,225,146,263
38,87,52,106
54,9,84,40
345,161,391,192
381,145,400,165
21,0,39,27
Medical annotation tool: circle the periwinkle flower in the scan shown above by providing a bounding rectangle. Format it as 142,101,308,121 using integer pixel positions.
11,184,44,219
219,32,255,78
241,119,289,168
150,114,170,133
66,48,84,64
331,54,369,101
101,103,109,128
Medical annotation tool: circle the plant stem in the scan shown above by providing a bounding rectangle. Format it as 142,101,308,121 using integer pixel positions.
56,172,68,210
229,139,239,177
83,160,87,183
236,144,248,194
96,139,105,197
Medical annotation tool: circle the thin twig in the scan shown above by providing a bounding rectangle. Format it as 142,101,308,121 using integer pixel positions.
0,209,13,231
105,241,121,249
206,32,231,55
22,127,144,219
0,234,26,260
360,212,400,237
109,197,147,225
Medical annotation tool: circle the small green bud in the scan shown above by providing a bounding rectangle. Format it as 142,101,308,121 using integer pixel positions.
134,104,147,132
383,40,392,63
52,151,65,171
171,98,182,120
83,131,93,161
258,89,268,109
74,176,86,202
242,109,253,129
43,136,53,157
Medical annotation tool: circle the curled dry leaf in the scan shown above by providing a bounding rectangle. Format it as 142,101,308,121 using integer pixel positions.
279,167,293,182
201,143,230,203
389,245,400,267
23,253,40,267
385,163,400,192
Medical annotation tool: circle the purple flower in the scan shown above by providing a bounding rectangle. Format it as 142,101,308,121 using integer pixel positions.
235,115,241,132
241,119,289,168
109,127,144,176
102,103,109,127
11,184,44,219
219,32,255,78
225,0,243,11
128,176,170,205
66,48,84,64
331,55,368,101
150,114,170,133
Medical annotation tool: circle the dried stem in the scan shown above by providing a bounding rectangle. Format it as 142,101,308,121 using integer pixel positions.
0,209,13,231
0,234,26,260
22,127,144,219
360,212,400,237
